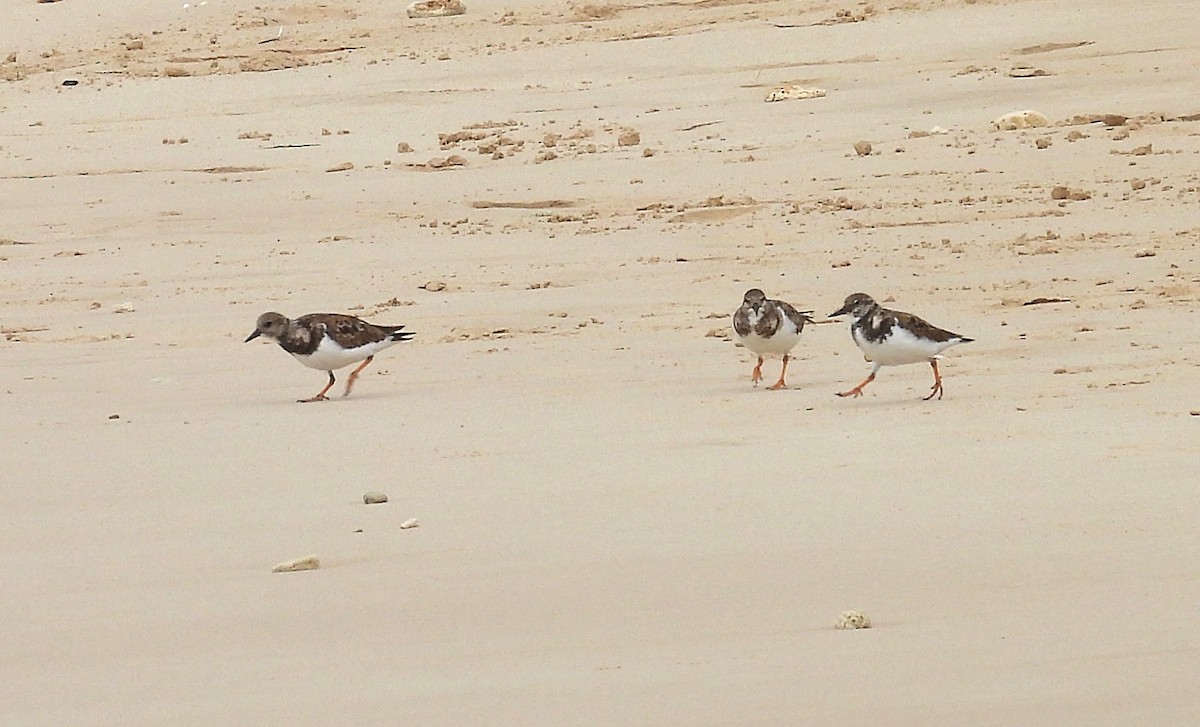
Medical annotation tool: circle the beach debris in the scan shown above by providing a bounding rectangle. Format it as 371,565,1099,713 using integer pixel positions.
617,129,641,147
1007,66,1050,78
1050,185,1090,201
1022,297,1070,306
1062,113,1127,127
258,27,284,44
399,518,420,529
421,280,447,292
363,491,388,505
272,554,320,573
853,140,872,156
992,109,1049,130
325,162,354,173
764,85,826,103
407,0,465,18
113,302,136,314
835,609,872,629
411,155,467,170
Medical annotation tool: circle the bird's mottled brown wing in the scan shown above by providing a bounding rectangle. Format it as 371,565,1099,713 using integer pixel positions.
774,299,815,331
732,305,754,337
299,313,390,349
890,308,965,343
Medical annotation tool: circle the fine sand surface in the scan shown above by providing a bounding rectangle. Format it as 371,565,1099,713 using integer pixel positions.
4,0,1200,724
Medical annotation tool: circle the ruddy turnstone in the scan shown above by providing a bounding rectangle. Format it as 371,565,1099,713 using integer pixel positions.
829,293,972,400
245,312,415,402
732,288,816,389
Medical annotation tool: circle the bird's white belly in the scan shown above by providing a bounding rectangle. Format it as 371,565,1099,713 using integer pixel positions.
854,325,955,366
291,336,392,371
736,317,802,357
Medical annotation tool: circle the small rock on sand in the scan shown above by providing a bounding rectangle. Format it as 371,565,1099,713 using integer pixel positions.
764,85,826,103
407,0,466,18
399,518,420,529
835,610,872,630
992,109,1049,131
617,130,641,147
1051,186,1090,201
421,280,447,292
363,491,388,505
272,555,320,573
853,140,872,156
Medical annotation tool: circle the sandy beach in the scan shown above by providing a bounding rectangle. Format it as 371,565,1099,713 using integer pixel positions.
4,0,1200,723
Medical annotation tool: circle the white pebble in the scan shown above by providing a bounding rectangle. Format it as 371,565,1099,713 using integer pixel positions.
992,109,1049,131
113,302,135,314
835,609,872,630
399,518,420,529
407,0,465,18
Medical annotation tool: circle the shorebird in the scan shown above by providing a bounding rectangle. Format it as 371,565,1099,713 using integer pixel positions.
829,293,972,400
732,288,815,390
245,312,414,402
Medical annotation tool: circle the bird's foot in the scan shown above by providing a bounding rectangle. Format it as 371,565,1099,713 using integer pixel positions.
298,394,330,403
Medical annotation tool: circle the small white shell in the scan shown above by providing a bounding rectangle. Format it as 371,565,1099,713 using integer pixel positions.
399,518,420,530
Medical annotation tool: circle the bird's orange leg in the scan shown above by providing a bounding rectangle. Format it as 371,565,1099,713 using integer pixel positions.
750,356,764,386
923,360,944,401
836,371,876,398
343,355,374,397
767,354,791,390
299,371,336,403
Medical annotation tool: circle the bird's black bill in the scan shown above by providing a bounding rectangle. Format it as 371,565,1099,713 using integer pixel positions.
244,330,261,343
829,305,851,317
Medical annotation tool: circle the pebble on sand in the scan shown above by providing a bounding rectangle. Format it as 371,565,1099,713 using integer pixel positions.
835,609,872,630
764,85,826,103
407,0,466,18
272,555,320,573
363,491,388,505
992,109,1049,131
